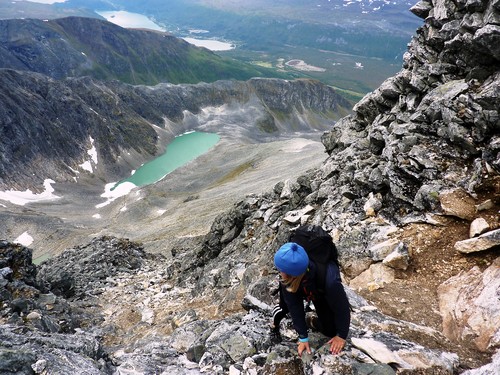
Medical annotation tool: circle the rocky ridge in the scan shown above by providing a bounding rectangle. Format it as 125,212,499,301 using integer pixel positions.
1,0,500,374
0,237,464,374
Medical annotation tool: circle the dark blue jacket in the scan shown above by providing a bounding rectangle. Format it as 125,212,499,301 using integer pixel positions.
281,261,350,340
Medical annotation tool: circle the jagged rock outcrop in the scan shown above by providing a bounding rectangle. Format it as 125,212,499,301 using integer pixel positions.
300,0,500,284
0,237,462,374
0,240,107,374
0,69,350,191
36,237,149,299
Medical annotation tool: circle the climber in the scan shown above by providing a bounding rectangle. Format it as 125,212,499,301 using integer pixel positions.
272,242,351,357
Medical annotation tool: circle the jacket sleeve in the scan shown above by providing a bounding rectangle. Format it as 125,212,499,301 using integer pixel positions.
325,264,351,339
282,285,308,339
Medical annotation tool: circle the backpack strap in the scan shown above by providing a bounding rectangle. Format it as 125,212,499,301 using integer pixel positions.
313,261,328,294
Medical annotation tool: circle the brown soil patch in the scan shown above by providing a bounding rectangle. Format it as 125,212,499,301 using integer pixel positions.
358,188,499,371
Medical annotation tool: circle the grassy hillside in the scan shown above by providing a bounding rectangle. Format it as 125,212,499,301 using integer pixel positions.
0,17,291,85
52,16,294,84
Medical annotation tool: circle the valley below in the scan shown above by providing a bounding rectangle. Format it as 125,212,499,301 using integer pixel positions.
1,136,327,261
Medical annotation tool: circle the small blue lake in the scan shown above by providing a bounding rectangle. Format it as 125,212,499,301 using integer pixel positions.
114,131,220,189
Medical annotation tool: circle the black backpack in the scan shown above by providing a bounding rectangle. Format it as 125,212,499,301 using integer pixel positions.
288,225,339,290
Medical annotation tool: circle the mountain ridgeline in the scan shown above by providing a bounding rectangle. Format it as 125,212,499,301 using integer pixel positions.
0,68,351,191
0,17,285,85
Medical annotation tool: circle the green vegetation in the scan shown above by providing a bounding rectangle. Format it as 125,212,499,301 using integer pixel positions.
2,0,416,97
256,114,279,134
181,47,291,84
112,0,412,93
331,87,366,104
213,160,257,186
221,47,400,96
50,17,294,86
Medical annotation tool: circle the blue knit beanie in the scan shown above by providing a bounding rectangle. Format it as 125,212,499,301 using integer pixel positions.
274,242,309,276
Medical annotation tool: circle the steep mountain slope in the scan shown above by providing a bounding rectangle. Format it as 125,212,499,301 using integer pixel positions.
0,17,284,84
0,70,351,191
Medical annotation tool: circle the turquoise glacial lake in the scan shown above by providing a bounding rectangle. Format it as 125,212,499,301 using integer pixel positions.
114,131,220,189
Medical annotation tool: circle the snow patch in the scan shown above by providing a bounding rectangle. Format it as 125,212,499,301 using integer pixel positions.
80,136,98,173
14,232,34,247
0,179,60,206
80,161,93,173
96,182,137,208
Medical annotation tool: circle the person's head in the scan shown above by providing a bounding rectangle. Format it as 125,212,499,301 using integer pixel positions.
274,242,309,292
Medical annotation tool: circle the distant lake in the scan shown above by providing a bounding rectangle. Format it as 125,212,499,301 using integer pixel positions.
114,131,220,189
182,37,234,51
97,10,235,51
96,10,166,31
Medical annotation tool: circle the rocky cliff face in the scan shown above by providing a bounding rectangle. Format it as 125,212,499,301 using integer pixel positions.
0,70,350,191
319,0,500,210
0,1,499,375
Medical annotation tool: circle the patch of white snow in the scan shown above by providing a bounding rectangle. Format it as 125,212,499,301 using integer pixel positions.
80,136,98,173
14,231,34,247
96,182,137,208
0,179,60,206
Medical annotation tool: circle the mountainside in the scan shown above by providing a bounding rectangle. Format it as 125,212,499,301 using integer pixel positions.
0,0,421,93
0,69,350,191
0,17,284,85
1,0,499,375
